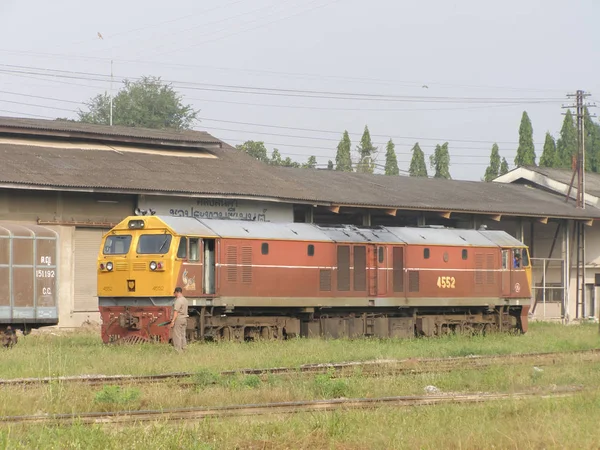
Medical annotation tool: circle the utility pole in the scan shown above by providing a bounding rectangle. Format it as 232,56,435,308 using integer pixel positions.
563,91,595,323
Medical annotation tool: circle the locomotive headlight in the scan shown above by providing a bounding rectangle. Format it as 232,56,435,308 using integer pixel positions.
106,262,113,272
149,261,157,271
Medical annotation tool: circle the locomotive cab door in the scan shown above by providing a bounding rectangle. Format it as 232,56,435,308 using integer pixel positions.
203,238,216,295
501,248,512,297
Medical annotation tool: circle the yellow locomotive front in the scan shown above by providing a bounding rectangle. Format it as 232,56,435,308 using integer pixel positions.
98,216,184,343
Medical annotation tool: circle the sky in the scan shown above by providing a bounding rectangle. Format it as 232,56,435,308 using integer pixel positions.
0,0,599,180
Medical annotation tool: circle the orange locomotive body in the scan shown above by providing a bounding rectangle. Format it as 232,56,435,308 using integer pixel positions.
98,216,532,343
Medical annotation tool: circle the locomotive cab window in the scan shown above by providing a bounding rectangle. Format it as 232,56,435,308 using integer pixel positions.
462,249,468,260
378,247,384,263
424,248,430,259
103,235,132,255
307,244,315,256
189,238,200,262
521,249,530,267
177,237,188,259
261,243,269,255
502,249,509,269
137,234,172,254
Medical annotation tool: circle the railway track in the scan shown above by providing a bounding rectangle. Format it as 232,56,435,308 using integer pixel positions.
0,385,584,426
1,348,599,388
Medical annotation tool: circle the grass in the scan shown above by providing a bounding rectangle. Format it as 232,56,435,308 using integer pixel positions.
0,322,598,380
0,322,599,448
1,392,600,449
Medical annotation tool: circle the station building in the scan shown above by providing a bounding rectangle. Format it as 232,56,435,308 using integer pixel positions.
0,117,598,328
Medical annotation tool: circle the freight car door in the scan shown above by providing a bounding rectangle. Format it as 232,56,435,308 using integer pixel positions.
501,249,512,297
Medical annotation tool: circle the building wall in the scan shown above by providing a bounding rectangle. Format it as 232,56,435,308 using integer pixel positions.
137,195,294,223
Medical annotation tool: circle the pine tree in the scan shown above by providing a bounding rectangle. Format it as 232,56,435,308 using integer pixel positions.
556,110,577,168
483,143,501,182
429,142,451,179
585,108,600,172
355,125,377,174
539,132,557,168
409,143,428,177
327,160,334,170
500,157,509,175
514,111,536,167
335,131,353,171
384,139,399,175
302,155,317,169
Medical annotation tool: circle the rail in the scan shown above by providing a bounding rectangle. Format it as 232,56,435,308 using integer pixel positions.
1,348,598,387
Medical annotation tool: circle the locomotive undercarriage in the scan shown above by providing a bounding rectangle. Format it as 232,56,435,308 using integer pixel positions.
101,303,524,344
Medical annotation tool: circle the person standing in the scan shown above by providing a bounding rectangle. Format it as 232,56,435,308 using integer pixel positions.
170,287,189,352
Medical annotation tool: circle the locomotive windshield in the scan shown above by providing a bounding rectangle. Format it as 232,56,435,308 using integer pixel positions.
136,234,172,254
103,235,132,255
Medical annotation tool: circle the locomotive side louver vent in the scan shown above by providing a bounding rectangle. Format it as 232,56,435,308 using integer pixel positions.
353,246,366,291
320,270,332,291
241,246,252,283
226,246,237,282
337,245,350,291
408,270,420,293
485,254,495,285
475,253,484,285
392,247,404,292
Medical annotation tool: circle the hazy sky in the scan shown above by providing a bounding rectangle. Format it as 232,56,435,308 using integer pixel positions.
1,0,599,180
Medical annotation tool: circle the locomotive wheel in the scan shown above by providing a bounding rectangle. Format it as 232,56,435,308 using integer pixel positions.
260,326,273,340
220,326,233,342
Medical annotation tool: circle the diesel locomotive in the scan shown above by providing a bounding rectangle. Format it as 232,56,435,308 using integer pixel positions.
97,215,532,343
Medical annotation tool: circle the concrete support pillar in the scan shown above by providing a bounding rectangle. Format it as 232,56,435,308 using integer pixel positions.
562,219,571,323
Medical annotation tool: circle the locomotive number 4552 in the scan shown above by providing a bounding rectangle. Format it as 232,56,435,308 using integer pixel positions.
437,276,456,289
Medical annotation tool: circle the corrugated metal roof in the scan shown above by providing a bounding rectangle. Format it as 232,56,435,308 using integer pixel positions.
0,117,222,146
201,220,333,241
159,216,219,237
478,230,527,247
151,216,526,248
1,117,600,220
386,227,495,246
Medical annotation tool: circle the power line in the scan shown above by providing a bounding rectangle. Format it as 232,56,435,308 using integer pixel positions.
0,65,567,104
0,48,576,94
196,117,541,145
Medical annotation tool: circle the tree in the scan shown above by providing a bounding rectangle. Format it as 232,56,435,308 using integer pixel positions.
355,125,377,174
270,149,283,166
327,160,334,170
585,108,600,172
335,131,353,172
514,111,536,167
384,139,399,175
281,157,300,168
302,156,317,169
78,76,198,130
539,132,557,168
500,157,509,175
556,110,577,169
236,141,270,163
429,142,451,179
409,143,428,177
483,143,501,182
